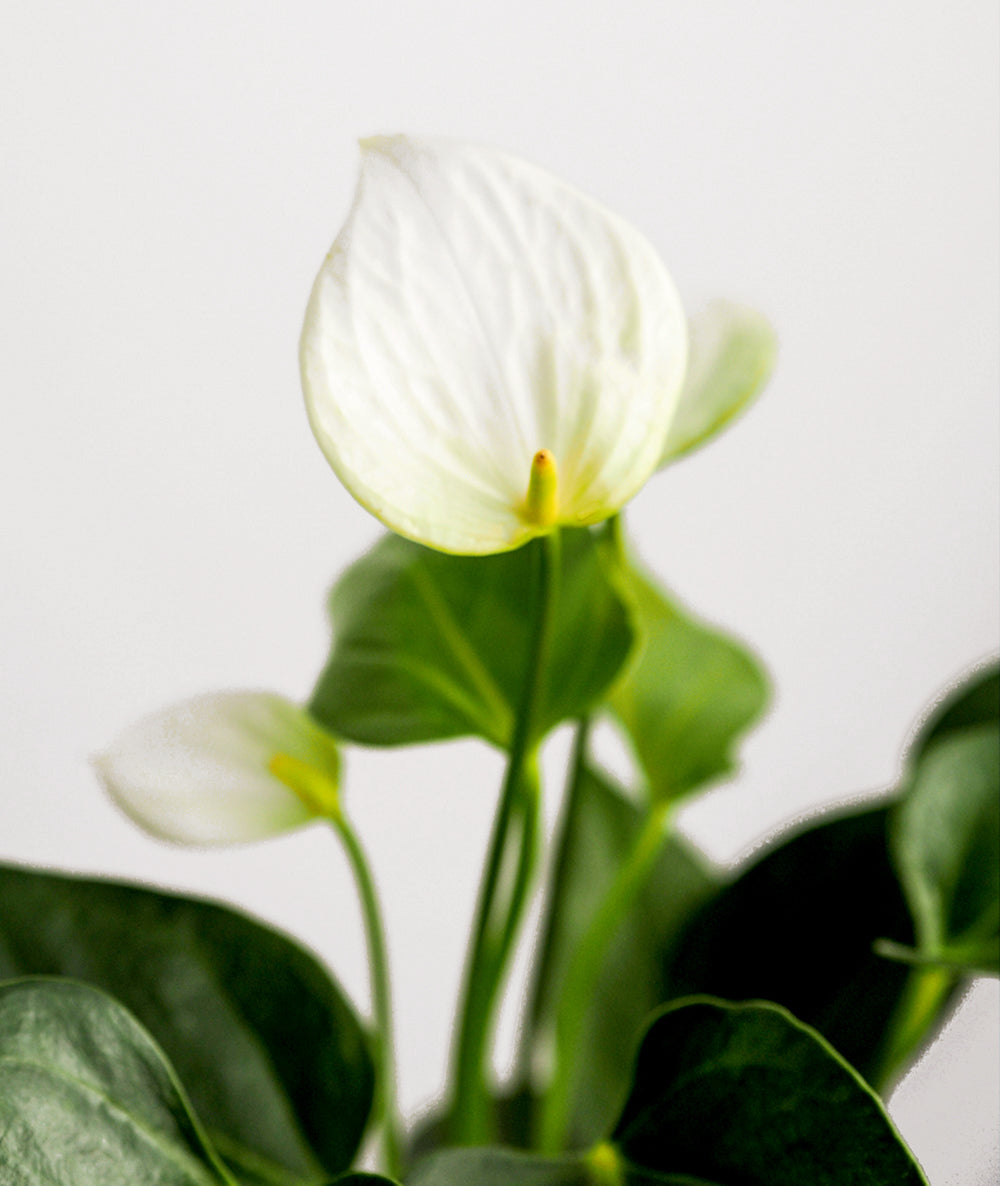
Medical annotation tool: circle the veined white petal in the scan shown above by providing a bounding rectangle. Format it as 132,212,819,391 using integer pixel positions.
93,692,340,846
301,136,688,553
659,300,776,467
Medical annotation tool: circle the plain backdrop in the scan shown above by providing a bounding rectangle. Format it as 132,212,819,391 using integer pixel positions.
2,3,998,1181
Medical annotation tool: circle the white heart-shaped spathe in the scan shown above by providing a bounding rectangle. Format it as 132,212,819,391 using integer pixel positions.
93,692,340,845
301,136,688,554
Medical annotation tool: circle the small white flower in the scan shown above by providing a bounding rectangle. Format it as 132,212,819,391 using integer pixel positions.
300,136,688,554
93,692,340,845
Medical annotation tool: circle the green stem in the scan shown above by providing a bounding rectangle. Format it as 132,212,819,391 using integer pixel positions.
450,531,561,1144
602,511,625,558
515,716,592,1086
537,799,673,1153
495,761,543,987
871,963,955,1092
328,810,403,1179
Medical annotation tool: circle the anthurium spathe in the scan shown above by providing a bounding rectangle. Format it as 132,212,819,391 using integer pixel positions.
93,691,341,844
300,136,688,554
659,299,777,467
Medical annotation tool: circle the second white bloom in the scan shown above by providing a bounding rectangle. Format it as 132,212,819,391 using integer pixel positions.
300,136,688,554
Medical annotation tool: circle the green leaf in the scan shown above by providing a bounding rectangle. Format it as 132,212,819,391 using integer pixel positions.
662,805,917,1084
891,725,999,974
521,764,718,1146
606,550,769,804
309,529,634,749
0,864,374,1181
611,997,928,1185
406,1148,587,1186
908,660,999,760
0,978,233,1185
659,300,777,467
408,1086,537,1163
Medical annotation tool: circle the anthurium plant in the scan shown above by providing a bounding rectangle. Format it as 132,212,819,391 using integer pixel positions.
1,137,996,1186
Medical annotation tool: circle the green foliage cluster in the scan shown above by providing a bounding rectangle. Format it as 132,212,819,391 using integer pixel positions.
1,505,996,1181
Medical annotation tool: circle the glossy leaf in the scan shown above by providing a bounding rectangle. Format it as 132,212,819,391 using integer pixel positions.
890,725,999,974
521,764,718,1145
663,805,916,1083
611,997,927,1185
659,300,777,467
309,529,634,748
0,864,374,1181
606,550,768,804
0,978,232,1185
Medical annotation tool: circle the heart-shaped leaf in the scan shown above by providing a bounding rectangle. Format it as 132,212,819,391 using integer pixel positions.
0,978,233,1185
309,529,634,749
611,997,927,1185
605,546,769,805
0,864,374,1181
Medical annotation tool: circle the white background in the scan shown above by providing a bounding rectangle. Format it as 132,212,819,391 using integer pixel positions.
2,3,998,1181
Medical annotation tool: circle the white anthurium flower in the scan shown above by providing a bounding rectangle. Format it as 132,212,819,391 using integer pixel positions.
659,300,777,468
300,135,688,555
93,692,341,846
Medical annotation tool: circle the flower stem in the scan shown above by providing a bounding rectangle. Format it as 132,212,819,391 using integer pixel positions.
537,798,673,1153
515,715,592,1086
327,809,403,1178
450,531,561,1144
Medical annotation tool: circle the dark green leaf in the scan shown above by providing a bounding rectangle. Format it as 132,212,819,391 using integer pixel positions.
0,978,232,1185
606,551,769,804
908,660,999,760
308,529,634,749
0,864,374,1180
612,997,928,1185
521,763,718,1146
663,805,917,1083
891,725,999,974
